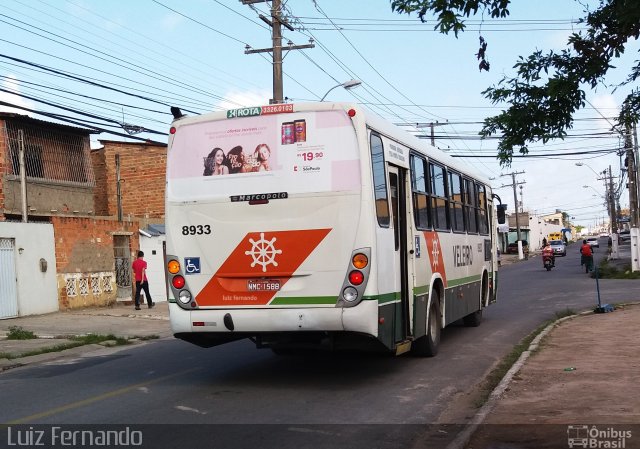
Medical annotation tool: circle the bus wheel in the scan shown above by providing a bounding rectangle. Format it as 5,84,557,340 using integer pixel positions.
463,309,483,327
412,292,441,357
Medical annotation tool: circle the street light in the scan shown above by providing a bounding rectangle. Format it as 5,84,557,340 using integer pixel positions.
320,79,362,101
583,185,603,196
575,162,602,178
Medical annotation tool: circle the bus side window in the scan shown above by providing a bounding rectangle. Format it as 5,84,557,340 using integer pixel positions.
449,171,465,233
370,133,390,227
477,183,489,234
429,162,450,231
464,178,478,233
410,154,430,229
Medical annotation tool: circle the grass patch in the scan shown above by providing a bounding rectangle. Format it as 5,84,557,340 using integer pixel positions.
555,308,576,319
591,259,640,279
136,335,159,341
6,326,37,340
69,334,129,346
472,311,575,408
1,333,134,360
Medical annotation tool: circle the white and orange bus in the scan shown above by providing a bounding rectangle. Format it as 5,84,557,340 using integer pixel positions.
164,102,502,356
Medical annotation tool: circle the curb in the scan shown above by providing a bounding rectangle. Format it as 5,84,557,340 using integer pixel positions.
0,343,106,372
0,335,170,372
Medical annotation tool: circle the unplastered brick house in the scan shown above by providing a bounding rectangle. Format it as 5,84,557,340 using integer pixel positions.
90,139,168,302
91,140,166,225
0,113,140,316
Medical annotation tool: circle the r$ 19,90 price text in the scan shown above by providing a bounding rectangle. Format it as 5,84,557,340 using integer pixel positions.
298,152,324,161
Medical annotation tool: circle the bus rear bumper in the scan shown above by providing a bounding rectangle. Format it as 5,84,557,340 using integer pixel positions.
169,301,378,338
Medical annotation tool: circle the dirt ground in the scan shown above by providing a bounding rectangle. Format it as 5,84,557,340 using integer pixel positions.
440,303,640,448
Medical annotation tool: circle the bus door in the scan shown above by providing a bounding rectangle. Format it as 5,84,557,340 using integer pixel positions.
388,165,412,342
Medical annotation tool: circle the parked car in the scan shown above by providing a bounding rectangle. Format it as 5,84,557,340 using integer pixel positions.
586,236,599,248
506,240,529,254
619,230,630,242
549,240,566,256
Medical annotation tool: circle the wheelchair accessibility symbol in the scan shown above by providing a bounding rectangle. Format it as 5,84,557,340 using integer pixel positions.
184,257,200,274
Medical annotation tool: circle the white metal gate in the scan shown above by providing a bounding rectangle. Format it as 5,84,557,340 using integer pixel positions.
0,238,19,319
113,235,131,300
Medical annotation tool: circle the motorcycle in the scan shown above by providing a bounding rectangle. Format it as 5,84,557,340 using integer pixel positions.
542,254,554,271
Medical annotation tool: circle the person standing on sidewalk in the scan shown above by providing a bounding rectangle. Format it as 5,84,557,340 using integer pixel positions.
132,250,154,310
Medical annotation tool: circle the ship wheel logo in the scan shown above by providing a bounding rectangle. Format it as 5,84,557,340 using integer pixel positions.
245,232,283,272
431,238,440,268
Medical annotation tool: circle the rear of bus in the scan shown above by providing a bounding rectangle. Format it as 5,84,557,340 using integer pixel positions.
165,103,379,351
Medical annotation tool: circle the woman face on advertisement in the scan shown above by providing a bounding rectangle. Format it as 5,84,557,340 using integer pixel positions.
214,148,225,165
257,144,270,162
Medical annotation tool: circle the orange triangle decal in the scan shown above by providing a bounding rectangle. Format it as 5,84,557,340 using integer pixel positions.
197,229,331,306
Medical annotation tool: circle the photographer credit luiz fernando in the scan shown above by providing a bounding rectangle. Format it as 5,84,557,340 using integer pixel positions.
5,425,143,447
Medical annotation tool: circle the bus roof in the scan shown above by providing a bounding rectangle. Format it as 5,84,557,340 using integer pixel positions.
170,102,492,187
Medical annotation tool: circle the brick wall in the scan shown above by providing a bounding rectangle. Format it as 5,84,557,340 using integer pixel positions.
90,149,109,216
51,216,140,309
92,141,167,220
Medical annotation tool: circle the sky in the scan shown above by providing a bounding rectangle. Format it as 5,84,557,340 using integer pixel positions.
0,0,638,230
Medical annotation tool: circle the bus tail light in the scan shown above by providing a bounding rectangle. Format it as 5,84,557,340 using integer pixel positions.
349,270,364,285
172,275,185,289
338,248,371,307
352,253,368,269
168,259,180,274
178,290,192,304
166,254,198,310
342,287,358,302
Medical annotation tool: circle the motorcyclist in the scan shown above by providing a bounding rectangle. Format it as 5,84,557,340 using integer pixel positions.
541,241,555,267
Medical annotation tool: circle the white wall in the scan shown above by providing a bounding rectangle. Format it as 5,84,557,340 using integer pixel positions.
0,222,58,316
140,235,167,302
528,216,564,250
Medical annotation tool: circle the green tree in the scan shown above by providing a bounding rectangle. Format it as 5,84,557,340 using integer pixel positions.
390,0,640,165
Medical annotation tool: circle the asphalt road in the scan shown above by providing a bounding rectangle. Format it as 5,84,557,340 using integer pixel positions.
1,237,638,449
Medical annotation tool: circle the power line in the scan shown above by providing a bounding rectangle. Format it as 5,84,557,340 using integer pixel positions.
18,0,265,93
0,99,167,142
0,52,203,114
0,87,167,135
7,77,170,115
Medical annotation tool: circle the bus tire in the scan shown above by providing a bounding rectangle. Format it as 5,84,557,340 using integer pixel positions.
412,291,441,357
463,309,483,327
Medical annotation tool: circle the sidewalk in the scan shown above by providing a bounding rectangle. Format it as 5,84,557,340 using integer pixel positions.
0,301,171,371
462,302,640,448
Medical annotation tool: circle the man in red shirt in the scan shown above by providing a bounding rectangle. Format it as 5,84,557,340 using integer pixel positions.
132,250,154,310
580,239,593,272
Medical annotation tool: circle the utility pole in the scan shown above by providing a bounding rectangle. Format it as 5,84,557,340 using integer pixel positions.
627,125,639,228
242,0,314,104
628,124,639,271
115,154,123,222
607,165,618,234
600,165,620,260
519,184,524,213
17,130,28,223
500,171,526,259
